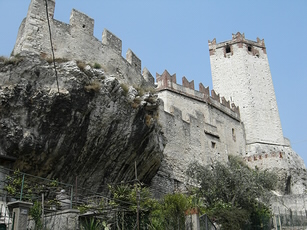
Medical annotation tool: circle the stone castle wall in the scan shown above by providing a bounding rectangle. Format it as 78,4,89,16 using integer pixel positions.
209,32,285,146
151,71,246,195
13,0,151,87
10,0,307,217
244,143,307,195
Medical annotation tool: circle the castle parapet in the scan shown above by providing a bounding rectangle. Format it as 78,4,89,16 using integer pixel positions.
208,32,267,56
12,0,148,86
182,77,194,90
156,70,176,88
27,0,55,20
142,68,154,85
102,29,122,55
70,9,94,36
126,49,141,74
156,70,240,119
199,83,210,99
244,151,285,163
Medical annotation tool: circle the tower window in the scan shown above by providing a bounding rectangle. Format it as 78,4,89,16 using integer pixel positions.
211,142,216,148
232,128,236,142
247,45,252,52
225,45,231,53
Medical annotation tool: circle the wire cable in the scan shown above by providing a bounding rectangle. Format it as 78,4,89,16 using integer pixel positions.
44,0,60,94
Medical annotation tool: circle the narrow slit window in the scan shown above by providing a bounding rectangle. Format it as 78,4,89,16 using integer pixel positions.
211,142,216,148
225,45,231,53
232,128,236,142
248,45,252,52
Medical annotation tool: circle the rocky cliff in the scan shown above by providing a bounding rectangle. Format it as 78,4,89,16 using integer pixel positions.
0,52,165,193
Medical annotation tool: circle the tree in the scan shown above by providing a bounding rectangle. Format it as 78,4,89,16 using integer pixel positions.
109,183,157,229
187,155,277,229
109,183,190,230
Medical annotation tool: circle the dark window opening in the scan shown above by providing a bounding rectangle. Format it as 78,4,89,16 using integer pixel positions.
82,24,86,28
232,128,236,142
248,45,252,52
211,142,216,149
285,175,291,195
225,45,231,53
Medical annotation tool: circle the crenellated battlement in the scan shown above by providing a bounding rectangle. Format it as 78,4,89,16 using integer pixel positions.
12,0,147,86
244,151,285,163
208,32,266,56
70,9,94,36
102,29,122,55
156,70,240,119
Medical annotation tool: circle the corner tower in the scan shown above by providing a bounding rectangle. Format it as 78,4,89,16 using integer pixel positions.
208,32,284,149
13,0,55,56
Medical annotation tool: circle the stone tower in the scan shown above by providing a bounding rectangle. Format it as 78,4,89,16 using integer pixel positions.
208,32,285,153
13,0,56,56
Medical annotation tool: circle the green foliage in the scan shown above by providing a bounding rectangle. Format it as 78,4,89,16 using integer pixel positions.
109,183,157,229
109,183,192,230
30,201,43,230
77,204,90,214
4,169,62,205
187,155,277,229
159,193,189,229
49,179,59,187
80,218,103,230
93,63,102,69
5,170,24,199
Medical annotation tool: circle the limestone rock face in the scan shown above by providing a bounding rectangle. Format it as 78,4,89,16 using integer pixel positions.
0,52,165,193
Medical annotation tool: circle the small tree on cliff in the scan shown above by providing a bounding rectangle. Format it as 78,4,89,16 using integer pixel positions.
187,155,277,230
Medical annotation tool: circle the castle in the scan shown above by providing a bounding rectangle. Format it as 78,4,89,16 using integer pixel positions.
151,33,306,195
13,0,154,87
10,0,307,222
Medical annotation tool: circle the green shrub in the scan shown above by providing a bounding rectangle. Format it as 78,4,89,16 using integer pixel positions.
30,201,43,230
93,62,101,69
80,218,103,230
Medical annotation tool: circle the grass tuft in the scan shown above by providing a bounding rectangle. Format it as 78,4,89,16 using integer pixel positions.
84,80,101,92
77,60,87,72
46,57,69,64
0,56,23,65
120,83,129,96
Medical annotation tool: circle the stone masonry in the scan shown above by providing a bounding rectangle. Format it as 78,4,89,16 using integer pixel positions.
8,0,307,223
209,32,284,146
13,0,152,87
208,33,306,195
151,70,246,195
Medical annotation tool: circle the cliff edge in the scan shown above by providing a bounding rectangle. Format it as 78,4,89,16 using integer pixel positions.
0,52,165,193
